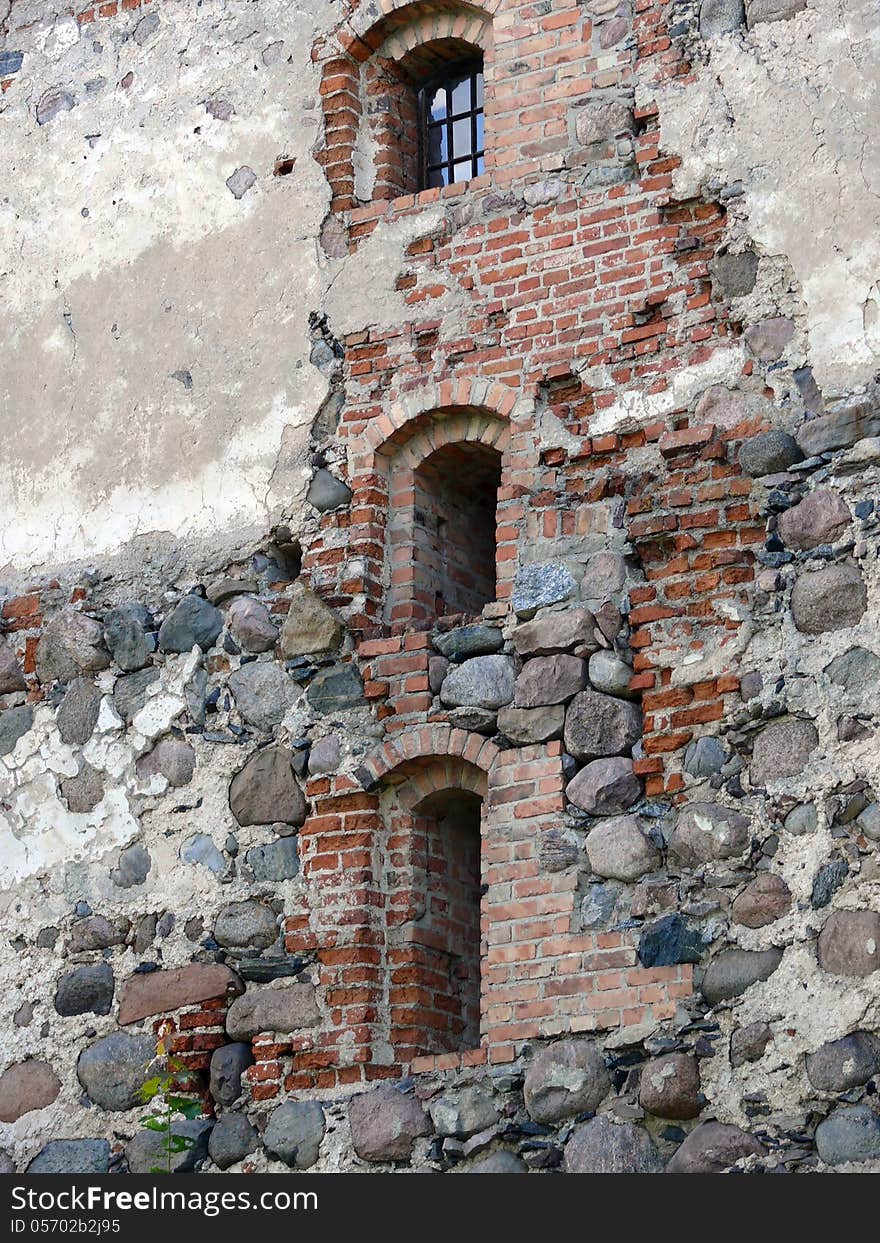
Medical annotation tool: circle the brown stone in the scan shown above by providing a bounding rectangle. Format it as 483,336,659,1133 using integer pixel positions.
667,1121,764,1173
730,1022,772,1068
118,964,244,1024
817,910,880,978
0,1061,61,1123
638,1053,700,1120
279,582,342,658
668,802,751,868
777,490,850,550
512,607,597,656
514,654,588,707
731,873,792,928
566,756,642,815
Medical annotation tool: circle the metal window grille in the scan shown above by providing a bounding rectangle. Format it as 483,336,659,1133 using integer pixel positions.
420,63,484,190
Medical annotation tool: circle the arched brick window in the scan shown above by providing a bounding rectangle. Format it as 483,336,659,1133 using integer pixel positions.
381,757,486,1061
319,2,494,210
384,412,504,629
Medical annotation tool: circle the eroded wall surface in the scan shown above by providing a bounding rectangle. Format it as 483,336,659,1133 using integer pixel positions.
0,0,879,1178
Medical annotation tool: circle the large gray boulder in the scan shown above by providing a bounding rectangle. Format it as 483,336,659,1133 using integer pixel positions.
208,1112,260,1169
514,655,588,707
790,563,867,635
511,562,576,618
228,662,295,731
564,690,641,760
158,595,223,653
0,637,26,693
566,757,642,816
739,430,801,477
263,1100,325,1169
57,677,102,745
214,901,278,951
815,1105,880,1166
512,606,596,656
750,717,818,784
54,963,114,1017
524,1040,610,1123
497,703,564,745
440,655,516,710
104,602,155,671
28,1140,110,1175
429,1086,500,1138
36,610,111,683
126,1119,213,1173
76,1032,156,1111
0,706,34,757
586,816,660,881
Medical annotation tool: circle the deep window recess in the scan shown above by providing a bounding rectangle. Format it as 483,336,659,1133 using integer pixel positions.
420,61,484,189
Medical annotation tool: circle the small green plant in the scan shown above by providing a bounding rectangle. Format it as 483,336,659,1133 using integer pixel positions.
138,1021,203,1175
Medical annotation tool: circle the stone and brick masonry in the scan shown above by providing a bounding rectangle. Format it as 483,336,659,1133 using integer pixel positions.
1,0,879,1175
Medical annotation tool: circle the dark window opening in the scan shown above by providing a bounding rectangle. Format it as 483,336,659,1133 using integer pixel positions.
419,60,484,190
408,788,482,1054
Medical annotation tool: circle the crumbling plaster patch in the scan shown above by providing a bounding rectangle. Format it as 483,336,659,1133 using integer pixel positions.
656,0,880,397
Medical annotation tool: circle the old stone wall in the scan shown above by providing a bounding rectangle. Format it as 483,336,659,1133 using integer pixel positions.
0,0,878,1177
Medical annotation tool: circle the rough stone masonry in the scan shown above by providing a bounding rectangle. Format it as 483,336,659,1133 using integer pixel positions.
0,0,878,1175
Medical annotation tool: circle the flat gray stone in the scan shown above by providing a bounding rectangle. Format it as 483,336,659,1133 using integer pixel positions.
440,654,516,710
127,1119,213,1173
683,736,726,777
524,1040,610,1123
263,1100,325,1168
103,602,155,671
699,0,745,35
515,654,587,707
564,1117,663,1173
746,0,806,24
61,761,104,813
229,747,307,827
111,841,152,887
226,165,256,199
214,901,278,950
429,1086,500,1138
581,551,627,604
433,623,503,662
307,469,352,512
784,802,818,835
667,1121,763,1172
55,963,114,1017
465,1151,527,1173
348,1085,431,1162
711,249,758,297
826,646,880,698
750,717,818,784
566,757,642,816
586,815,660,881
225,982,320,1040
0,705,33,757
575,98,633,146
512,562,576,618
796,402,880,456
229,661,295,731
113,667,159,723
158,595,223,653
739,430,802,477
305,663,365,713
210,1043,254,1106
208,1112,260,1169
668,802,751,868
512,606,597,656
68,915,128,952
564,690,641,760
815,1105,880,1166
307,734,340,774
180,834,225,873
36,88,75,126
701,947,783,1004
77,1032,156,1111
28,1140,110,1174
497,703,565,745
246,837,299,881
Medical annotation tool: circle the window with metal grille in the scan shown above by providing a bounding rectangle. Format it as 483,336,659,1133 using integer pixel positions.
419,61,484,190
